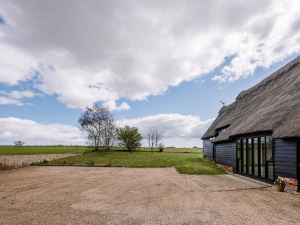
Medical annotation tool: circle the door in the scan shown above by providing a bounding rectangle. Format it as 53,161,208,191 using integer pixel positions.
237,140,242,173
236,135,273,181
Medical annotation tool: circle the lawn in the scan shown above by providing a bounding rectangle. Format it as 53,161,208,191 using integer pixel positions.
0,146,87,155
38,147,224,175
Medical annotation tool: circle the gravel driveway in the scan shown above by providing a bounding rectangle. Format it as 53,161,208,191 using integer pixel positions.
0,167,299,225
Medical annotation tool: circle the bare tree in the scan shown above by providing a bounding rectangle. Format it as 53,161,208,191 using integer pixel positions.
79,103,115,150
154,129,162,148
14,141,25,147
146,129,155,152
146,128,163,151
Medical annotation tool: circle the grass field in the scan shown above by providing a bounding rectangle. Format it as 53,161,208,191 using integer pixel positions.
36,147,224,175
0,146,224,175
0,146,87,155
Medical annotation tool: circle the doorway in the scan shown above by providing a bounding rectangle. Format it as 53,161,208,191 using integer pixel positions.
236,135,274,181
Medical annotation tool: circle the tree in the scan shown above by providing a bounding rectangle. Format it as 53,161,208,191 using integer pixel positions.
79,103,115,150
146,129,155,152
14,141,25,147
116,126,142,152
153,129,162,148
146,128,162,151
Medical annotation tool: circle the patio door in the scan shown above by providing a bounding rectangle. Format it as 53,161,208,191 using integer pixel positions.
236,135,273,181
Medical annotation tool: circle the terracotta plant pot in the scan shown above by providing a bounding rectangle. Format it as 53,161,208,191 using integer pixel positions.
275,184,285,192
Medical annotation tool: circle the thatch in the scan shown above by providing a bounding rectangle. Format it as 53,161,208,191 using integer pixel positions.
202,55,300,142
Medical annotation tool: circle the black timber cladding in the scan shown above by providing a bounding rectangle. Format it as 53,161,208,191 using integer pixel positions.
274,139,297,179
297,139,300,192
203,139,213,158
215,142,236,170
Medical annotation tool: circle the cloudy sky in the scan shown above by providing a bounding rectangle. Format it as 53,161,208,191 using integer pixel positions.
0,0,299,147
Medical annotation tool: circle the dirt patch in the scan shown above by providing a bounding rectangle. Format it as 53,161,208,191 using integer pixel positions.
0,167,299,225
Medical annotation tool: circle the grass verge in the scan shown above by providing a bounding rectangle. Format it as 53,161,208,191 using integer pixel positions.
38,148,224,175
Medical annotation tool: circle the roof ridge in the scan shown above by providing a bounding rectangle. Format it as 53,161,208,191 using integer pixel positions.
236,55,300,101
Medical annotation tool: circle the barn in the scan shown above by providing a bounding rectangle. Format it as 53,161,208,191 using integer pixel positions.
202,56,300,192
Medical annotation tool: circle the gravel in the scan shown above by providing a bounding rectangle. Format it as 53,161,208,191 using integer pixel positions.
0,166,299,225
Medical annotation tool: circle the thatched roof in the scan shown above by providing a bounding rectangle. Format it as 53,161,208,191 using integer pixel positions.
202,55,300,142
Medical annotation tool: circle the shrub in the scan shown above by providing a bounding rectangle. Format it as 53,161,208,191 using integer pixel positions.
158,143,164,152
116,126,142,152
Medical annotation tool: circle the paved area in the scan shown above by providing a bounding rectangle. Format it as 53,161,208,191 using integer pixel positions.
0,154,79,169
0,167,299,225
188,174,271,192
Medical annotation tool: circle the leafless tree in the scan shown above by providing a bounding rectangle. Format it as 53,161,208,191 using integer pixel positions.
146,128,163,151
154,129,162,148
146,129,155,152
79,103,115,150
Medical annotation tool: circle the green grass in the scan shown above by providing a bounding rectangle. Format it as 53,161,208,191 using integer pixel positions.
38,147,224,175
0,146,88,155
0,146,224,175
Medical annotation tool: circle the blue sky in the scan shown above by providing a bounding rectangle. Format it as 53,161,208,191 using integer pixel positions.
0,54,296,124
0,1,299,146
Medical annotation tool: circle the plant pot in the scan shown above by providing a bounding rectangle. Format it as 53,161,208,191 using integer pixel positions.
275,184,285,192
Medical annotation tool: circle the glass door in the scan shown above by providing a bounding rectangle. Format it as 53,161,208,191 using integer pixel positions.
236,135,273,181
260,137,266,178
237,140,242,173
253,138,259,176
243,139,247,173
247,138,253,175
266,136,273,180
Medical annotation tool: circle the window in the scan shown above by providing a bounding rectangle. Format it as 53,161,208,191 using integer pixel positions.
247,138,253,175
220,128,226,133
260,137,266,178
266,136,273,180
253,138,259,176
243,139,247,173
237,140,242,173
236,135,273,181
216,125,229,134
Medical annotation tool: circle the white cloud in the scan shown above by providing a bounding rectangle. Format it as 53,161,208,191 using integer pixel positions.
117,114,214,147
0,96,22,106
0,117,84,145
103,100,130,112
0,90,39,106
0,114,213,147
0,0,299,108
0,42,38,84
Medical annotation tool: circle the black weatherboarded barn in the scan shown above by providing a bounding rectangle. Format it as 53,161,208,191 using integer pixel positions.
202,56,300,191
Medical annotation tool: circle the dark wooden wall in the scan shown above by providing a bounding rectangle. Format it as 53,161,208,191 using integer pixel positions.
274,138,297,179
203,139,213,158
215,142,236,171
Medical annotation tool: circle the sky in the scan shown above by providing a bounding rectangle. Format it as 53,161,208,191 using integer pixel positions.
0,0,300,147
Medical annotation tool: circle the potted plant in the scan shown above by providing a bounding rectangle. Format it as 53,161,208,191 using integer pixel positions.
274,178,285,192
